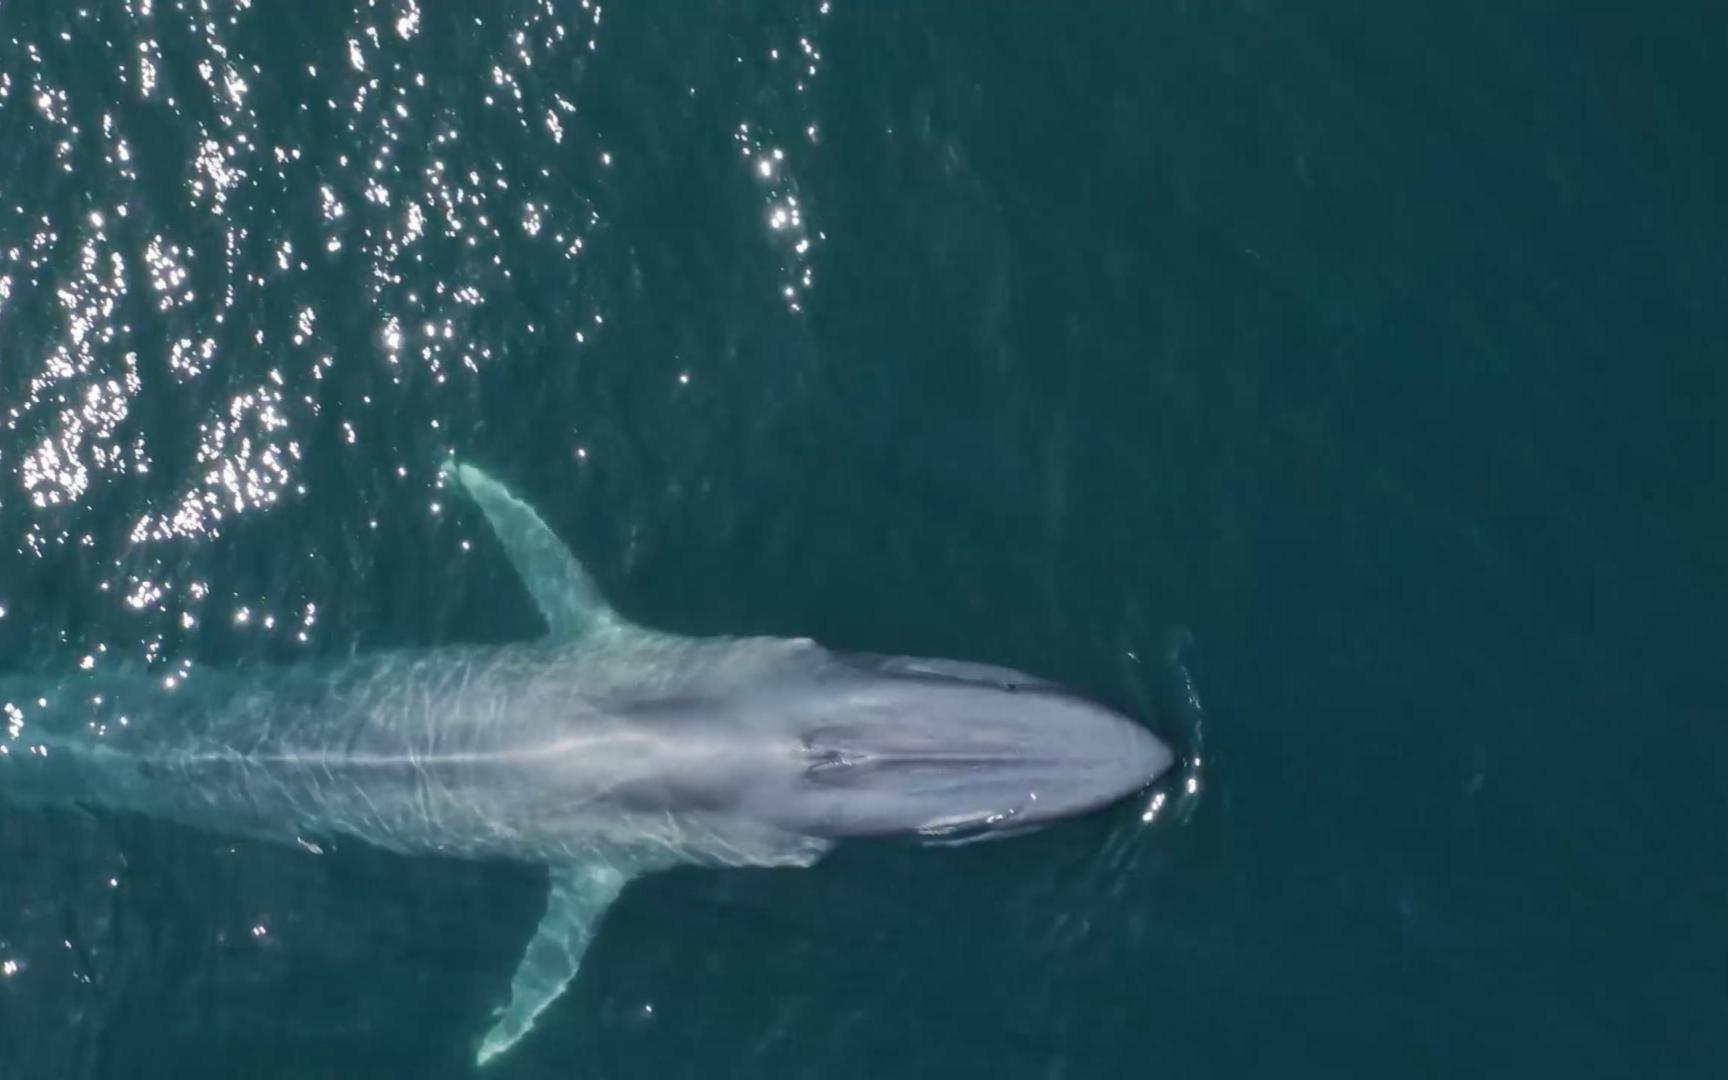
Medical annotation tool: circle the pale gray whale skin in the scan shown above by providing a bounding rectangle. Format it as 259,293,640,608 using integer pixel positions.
0,463,1173,1064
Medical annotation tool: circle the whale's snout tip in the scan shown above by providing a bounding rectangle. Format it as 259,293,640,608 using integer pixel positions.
1124,723,1175,790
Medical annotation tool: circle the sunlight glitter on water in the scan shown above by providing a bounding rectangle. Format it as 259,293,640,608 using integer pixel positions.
733,6,831,313
0,0,616,666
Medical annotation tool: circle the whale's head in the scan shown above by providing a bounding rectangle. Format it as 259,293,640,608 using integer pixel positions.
769,653,1174,842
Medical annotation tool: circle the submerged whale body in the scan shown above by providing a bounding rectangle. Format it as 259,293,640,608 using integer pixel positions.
0,463,1174,1063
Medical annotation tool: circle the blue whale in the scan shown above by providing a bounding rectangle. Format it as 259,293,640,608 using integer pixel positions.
0,463,1174,1063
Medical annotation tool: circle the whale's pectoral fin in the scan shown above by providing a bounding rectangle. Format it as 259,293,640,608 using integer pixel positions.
441,460,620,639
476,862,630,1066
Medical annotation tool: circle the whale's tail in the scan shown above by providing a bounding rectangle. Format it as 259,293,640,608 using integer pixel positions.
0,670,242,821
0,675,107,808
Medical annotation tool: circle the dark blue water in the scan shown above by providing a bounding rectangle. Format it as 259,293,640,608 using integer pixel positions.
1,3,1723,1076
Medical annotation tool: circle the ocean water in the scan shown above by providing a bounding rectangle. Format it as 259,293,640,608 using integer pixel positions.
0,2,1723,1077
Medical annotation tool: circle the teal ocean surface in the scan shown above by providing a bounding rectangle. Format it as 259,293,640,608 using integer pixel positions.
1,3,1723,1077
